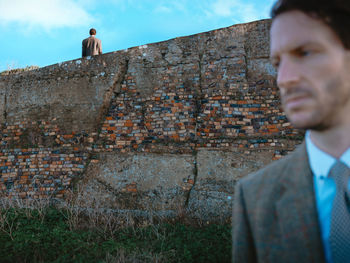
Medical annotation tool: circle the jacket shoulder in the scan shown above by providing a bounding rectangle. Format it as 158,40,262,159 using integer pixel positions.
238,144,306,190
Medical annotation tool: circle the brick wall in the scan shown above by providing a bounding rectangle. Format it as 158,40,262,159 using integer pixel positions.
0,19,303,215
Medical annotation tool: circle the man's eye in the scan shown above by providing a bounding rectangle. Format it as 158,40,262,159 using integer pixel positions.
298,49,312,57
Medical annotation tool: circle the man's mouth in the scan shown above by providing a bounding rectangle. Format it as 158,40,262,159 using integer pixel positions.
283,94,312,110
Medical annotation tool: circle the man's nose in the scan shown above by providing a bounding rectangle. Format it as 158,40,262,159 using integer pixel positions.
277,58,300,88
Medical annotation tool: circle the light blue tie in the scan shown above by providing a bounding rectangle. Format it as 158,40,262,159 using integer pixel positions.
328,161,350,263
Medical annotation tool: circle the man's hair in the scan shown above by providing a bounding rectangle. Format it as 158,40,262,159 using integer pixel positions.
89,28,96,35
271,0,350,49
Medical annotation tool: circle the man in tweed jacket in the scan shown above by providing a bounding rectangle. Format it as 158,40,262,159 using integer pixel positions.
82,28,102,57
232,0,350,262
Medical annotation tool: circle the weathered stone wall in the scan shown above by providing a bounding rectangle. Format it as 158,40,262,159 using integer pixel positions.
0,19,303,220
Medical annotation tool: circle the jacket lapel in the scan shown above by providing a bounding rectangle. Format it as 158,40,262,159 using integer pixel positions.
275,142,326,262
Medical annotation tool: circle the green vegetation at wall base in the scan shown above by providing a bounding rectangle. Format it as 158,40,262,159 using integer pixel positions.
0,207,231,262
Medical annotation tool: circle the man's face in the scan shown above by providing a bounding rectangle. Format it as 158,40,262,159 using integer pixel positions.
270,10,350,130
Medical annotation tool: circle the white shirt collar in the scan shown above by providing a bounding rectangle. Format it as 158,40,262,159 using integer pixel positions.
305,130,350,178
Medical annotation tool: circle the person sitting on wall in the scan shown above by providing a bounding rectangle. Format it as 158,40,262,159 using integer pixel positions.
82,28,102,57
232,0,350,262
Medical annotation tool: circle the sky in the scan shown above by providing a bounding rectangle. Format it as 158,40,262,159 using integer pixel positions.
0,0,276,72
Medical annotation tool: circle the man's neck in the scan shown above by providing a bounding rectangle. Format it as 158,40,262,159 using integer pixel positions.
310,124,350,158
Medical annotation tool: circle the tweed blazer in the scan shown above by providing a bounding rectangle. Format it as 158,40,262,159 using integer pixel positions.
82,36,102,57
232,142,326,263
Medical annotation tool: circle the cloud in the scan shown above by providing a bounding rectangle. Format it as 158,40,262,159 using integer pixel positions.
154,5,172,14
212,0,235,17
0,0,94,30
211,0,261,22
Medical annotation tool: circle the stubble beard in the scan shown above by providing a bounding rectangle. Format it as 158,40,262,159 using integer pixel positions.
284,77,350,132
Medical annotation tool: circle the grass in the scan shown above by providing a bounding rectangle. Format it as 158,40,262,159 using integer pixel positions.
0,201,231,263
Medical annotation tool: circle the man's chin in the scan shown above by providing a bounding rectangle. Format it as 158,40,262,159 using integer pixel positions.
288,114,321,130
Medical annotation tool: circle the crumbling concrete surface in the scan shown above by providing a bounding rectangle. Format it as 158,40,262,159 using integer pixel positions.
77,153,195,212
